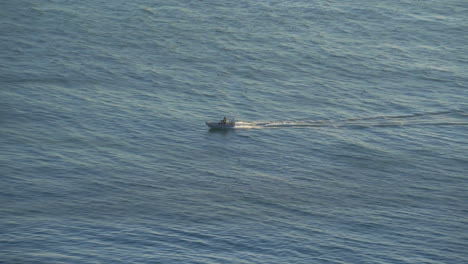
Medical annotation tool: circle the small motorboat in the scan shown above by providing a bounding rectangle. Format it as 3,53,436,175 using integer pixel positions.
206,117,236,129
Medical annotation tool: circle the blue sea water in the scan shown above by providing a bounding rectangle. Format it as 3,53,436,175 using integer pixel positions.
1,0,468,263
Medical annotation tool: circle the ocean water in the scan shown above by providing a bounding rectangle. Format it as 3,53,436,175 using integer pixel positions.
1,0,467,263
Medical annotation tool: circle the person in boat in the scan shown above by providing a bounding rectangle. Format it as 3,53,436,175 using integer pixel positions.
223,116,227,124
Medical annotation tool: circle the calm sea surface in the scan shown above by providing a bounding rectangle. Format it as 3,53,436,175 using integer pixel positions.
1,0,467,263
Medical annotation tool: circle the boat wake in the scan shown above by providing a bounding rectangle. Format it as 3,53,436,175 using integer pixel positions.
234,110,468,130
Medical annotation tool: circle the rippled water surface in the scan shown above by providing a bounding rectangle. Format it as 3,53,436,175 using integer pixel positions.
1,0,467,263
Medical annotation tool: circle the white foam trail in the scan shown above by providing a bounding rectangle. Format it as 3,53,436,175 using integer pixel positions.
234,110,468,129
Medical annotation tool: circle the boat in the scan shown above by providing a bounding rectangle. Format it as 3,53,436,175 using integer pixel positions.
206,117,236,129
